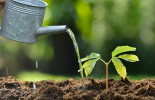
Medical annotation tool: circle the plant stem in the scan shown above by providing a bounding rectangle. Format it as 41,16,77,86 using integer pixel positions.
100,58,109,91
105,63,108,91
100,58,112,91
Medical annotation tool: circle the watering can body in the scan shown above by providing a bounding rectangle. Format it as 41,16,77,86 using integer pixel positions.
0,0,67,43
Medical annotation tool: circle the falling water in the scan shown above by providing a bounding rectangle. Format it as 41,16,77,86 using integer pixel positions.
66,28,83,78
33,61,38,89
35,61,38,69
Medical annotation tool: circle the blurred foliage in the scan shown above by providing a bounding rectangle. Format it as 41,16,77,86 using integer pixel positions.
18,71,68,81
0,0,155,77
17,71,155,81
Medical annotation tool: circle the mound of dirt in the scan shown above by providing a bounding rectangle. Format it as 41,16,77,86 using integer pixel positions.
0,76,154,99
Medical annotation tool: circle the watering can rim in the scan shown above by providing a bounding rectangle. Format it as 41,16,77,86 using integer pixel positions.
12,0,48,8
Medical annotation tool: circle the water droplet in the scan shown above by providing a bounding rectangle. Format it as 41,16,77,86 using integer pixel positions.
36,61,38,69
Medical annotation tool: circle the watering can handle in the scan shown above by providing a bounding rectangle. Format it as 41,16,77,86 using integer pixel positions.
37,25,68,36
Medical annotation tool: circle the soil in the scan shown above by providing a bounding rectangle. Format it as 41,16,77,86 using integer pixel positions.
0,76,154,100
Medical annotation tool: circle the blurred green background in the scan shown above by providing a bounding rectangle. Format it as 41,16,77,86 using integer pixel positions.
0,0,155,80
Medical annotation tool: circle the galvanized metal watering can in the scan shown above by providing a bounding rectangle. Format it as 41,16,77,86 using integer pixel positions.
0,0,67,43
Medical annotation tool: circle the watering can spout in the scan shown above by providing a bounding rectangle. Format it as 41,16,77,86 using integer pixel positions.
37,25,68,36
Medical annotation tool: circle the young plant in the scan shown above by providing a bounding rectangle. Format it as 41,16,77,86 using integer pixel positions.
78,46,139,91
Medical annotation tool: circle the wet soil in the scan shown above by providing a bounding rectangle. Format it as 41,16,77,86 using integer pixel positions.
0,76,154,100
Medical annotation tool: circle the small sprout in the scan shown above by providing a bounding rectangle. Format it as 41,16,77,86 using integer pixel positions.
78,45,139,91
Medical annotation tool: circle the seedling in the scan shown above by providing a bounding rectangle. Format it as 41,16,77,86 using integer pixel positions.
78,46,139,91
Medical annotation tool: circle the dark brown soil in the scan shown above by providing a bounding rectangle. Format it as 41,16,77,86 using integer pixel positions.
0,76,154,100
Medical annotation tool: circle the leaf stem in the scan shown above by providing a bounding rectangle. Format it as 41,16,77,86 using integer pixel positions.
100,59,107,64
107,59,112,65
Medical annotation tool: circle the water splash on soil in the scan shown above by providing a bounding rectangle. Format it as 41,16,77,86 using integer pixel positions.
33,82,36,89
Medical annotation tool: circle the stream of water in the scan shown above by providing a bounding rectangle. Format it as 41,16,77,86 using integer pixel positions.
66,28,83,78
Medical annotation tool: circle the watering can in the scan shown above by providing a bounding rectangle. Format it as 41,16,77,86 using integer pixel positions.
0,0,67,43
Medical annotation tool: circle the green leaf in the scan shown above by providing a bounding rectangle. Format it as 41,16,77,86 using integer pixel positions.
112,57,127,79
112,46,136,57
118,54,139,62
81,53,101,62
79,59,99,77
